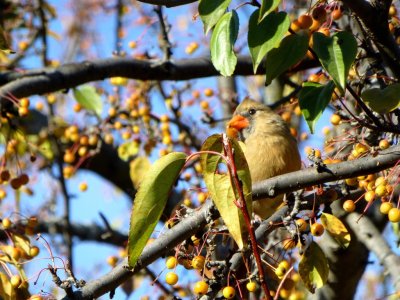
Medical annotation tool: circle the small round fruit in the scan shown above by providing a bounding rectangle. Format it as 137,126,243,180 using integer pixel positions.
165,256,178,269
311,223,325,236
298,14,313,29
0,170,10,181
331,8,343,20
19,174,29,185
79,182,88,192
10,178,22,190
192,255,206,270
2,218,12,229
222,286,236,299
200,100,209,110
380,202,393,215
107,256,118,267
275,266,286,278
165,272,179,285
295,218,308,232
193,281,209,295
246,281,258,292
343,200,356,212
203,88,214,97
29,246,40,257
278,260,290,273
10,275,21,288
378,139,390,149
364,190,376,202
330,114,341,125
388,208,400,222
375,184,388,197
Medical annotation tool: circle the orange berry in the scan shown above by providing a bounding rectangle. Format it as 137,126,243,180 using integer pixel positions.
309,18,321,32
298,14,313,29
29,246,40,257
203,88,214,97
290,20,301,32
200,100,209,110
343,200,356,212
79,182,88,192
311,223,324,236
332,8,343,20
379,139,390,150
107,256,118,267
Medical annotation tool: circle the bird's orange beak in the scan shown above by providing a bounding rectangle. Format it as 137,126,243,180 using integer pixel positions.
226,115,249,138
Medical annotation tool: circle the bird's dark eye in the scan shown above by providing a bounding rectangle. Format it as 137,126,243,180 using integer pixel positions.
248,108,256,115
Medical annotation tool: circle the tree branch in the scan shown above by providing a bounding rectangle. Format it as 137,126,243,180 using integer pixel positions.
0,56,317,102
136,0,197,7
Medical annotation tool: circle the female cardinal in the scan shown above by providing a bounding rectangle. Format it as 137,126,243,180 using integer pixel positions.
226,98,301,219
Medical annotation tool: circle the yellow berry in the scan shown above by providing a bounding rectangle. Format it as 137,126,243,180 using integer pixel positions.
222,286,236,299
375,184,388,197
388,208,400,222
192,255,206,270
79,182,88,192
107,256,118,267
330,114,341,125
10,275,21,288
165,272,179,285
29,246,40,257
380,202,393,214
275,266,286,278
345,178,358,186
246,281,258,292
364,190,376,202
295,218,308,232
193,281,209,295
2,218,12,229
165,256,178,269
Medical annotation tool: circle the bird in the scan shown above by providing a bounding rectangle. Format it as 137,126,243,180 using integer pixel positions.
226,98,301,219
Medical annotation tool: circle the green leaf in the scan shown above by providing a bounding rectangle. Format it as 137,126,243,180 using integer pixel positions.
198,0,231,35
299,241,329,293
73,85,103,117
128,152,187,269
259,0,281,22
248,10,290,73
200,134,252,249
298,81,335,133
210,11,239,77
312,31,357,94
118,141,140,161
321,213,351,249
265,33,309,85
361,83,400,113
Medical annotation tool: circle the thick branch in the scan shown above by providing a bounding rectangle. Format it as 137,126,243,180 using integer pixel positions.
253,145,400,199
0,56,317,102
136,0,197,7
347,212,400,291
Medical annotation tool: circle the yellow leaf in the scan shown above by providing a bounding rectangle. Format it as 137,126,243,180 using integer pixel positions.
321,213,351,249
299,241,329,293
12,234,31,257
200,134,252,249
0,273,13,299
130,156,151,189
